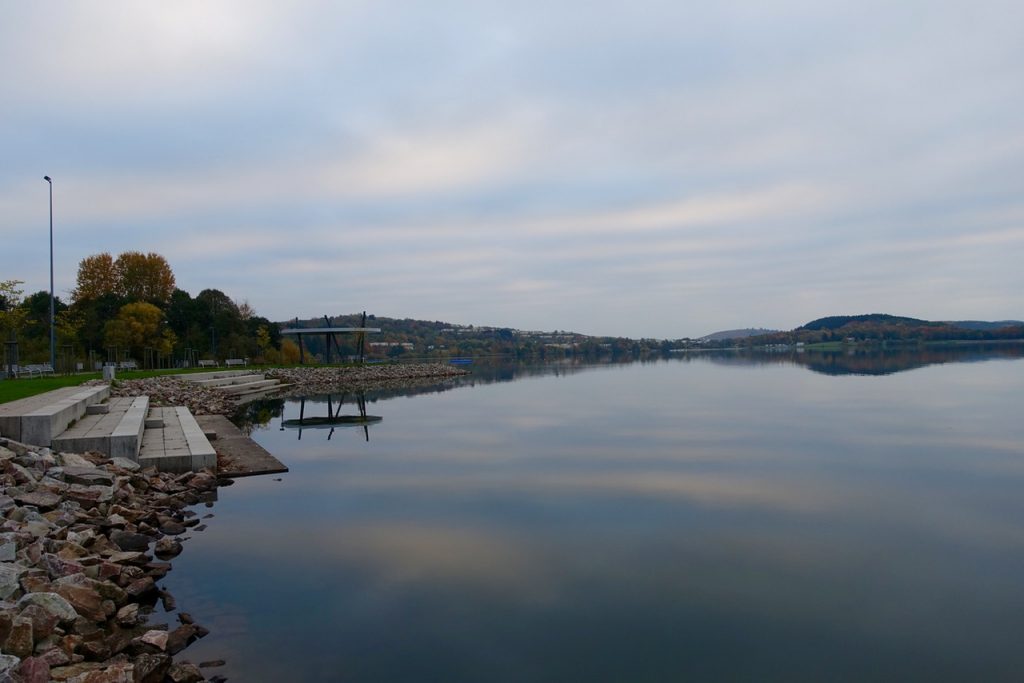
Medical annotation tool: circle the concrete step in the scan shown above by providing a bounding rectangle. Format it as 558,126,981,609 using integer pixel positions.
51,396,149,460
186,373,267,389
217,379,281,396
139,406,217,474
178,370,254,383
0,384,111,446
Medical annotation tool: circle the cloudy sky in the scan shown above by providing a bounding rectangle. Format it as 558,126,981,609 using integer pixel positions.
1,1,1021,338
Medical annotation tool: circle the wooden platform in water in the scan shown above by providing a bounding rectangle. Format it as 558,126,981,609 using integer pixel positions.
194,414,288,478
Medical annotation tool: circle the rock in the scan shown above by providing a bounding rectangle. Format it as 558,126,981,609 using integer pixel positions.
17,656,51,683
0,563,25,600
44,553,87,579
79,637,111,661
166,660,204,683
17,592,79,624
158,520,186,536
0,654,22,678
137,629,168,652
51,578,107,622
114,603,140,627
108,458,140,472
65,661,134,682
107,531,150,553
56,453,97,468
12,490,62,510
55,574,127,609
105,551,149,566
5,615,35,658
65,484,114,507
40,644,71,666
132,653,171,683
165,624,196,655
0,611,11,644
153,538,182,559
123,577,155,600
17,603,60,640
59,467,115,487
158,589,176,612
188,472,218,492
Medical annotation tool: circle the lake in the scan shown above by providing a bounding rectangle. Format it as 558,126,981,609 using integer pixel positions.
161,347,1024,681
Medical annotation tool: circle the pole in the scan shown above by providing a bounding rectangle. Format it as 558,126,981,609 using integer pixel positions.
44,176,55,369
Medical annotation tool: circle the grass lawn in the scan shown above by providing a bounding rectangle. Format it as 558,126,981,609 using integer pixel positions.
0,374,101,403
0,367,211,404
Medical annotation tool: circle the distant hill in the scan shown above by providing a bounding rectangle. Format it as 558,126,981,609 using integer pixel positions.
738,314,1024,345
947,320,1024,331
700,328,779,341
798,314,934,331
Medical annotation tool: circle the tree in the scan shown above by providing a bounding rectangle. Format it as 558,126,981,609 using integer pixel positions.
19,291,67,344
0,280,27,340
114,251,176,304
73,292,126,353
103,302,169,360
72,253,118,302
280,338,301,364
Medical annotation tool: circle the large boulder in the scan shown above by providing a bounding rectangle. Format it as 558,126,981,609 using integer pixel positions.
16,591,79,624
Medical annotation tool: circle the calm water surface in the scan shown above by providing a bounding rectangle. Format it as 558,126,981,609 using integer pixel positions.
163,351,1024,681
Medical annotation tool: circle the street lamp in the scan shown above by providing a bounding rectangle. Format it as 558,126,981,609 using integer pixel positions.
43,176,55,370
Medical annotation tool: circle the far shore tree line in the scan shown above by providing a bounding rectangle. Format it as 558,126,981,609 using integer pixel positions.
1,251,300,371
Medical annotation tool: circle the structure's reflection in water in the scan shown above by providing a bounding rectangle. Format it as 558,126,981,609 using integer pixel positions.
279,392,382,441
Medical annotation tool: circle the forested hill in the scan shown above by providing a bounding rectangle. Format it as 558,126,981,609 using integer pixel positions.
799,314,933,331
736,314,1024,345
700,328,779,341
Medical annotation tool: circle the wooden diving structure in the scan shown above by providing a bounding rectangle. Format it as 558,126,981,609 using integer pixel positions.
280,312,381,364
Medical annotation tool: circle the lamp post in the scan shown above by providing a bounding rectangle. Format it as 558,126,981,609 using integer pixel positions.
43,176,55,370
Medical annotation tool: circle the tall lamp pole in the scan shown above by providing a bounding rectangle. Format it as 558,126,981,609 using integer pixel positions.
43,176,55,370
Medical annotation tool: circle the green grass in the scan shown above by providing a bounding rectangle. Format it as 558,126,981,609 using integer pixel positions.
0,374,101,403
0,361,394,405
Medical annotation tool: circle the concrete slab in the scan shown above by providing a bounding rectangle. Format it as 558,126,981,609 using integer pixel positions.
139,406,217,473
0,385,110,446
194,414,288,478
217,379,281,396
52,395,148,459
178,370,253,383
185,373,266,388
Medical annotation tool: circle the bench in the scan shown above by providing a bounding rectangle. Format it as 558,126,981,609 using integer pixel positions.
225,358,248,367
118,360,138,370
198,360,218,368
17,364,55,378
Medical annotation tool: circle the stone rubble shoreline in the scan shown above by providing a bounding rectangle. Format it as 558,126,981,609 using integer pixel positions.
1,438,226,683
266,363,469,397
0,363,470,680
88,363,470,416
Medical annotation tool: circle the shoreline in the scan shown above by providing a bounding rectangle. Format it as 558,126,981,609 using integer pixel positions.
94,363,471,417
1,438,225,682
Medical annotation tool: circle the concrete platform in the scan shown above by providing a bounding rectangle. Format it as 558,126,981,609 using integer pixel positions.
52,396,149,460
139,407,217,473
178,371,256,388
195,414,288,478
0,384,111,445
217,378,281,396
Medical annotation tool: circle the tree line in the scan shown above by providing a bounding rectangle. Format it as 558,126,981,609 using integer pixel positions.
2,251,300,371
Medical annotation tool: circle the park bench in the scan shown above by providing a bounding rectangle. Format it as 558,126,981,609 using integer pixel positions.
118,360,138,370
17,364,55,378
225,358,248,367
198,359,218,368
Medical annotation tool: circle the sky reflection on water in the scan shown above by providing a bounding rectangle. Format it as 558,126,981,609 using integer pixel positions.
163,353,1024,681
